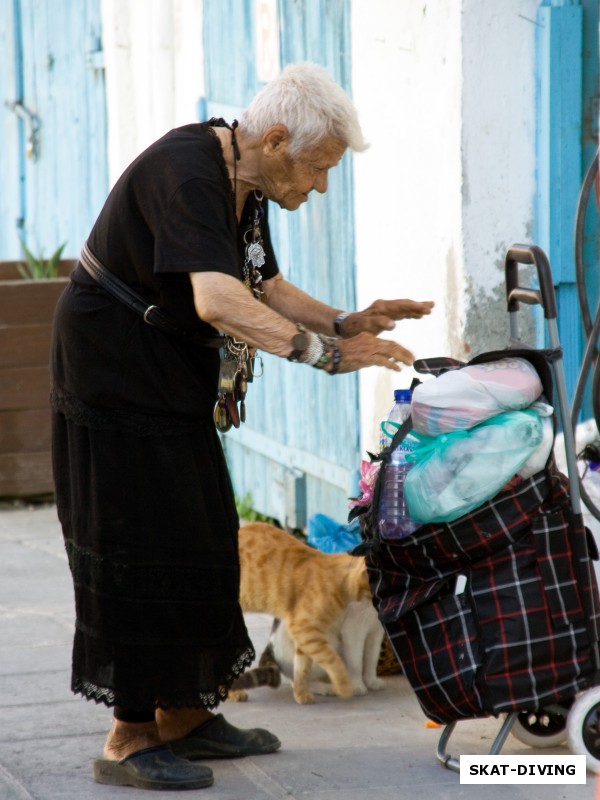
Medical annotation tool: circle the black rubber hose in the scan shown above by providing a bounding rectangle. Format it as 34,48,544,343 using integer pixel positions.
572,149,600,519
575,148,599,337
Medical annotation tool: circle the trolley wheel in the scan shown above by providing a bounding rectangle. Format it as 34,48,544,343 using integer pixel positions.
509,706,569,748
567,687,600,773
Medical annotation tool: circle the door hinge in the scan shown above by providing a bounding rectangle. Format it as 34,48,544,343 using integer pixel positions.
5,100,41,161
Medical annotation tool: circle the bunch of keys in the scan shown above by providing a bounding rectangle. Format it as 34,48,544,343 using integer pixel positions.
213,338,252,433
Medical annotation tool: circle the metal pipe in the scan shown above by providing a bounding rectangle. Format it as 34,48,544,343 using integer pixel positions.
12,0,26,237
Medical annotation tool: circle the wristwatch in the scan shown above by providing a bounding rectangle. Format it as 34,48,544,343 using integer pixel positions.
287,330,310,362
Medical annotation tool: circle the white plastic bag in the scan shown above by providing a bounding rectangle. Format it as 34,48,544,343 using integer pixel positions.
517,401,554,479
411,357,543,436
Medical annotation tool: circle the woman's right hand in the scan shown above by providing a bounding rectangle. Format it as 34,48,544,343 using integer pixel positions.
332,332,415,373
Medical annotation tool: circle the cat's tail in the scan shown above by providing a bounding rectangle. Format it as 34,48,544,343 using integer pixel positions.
228,640,282,702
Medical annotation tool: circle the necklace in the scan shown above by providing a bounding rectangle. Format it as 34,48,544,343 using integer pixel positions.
243,191,266,299
208,117,240,212
207,118,266,432
208,117,266,299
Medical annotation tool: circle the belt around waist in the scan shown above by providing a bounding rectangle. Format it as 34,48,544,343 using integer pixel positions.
78,242,224,348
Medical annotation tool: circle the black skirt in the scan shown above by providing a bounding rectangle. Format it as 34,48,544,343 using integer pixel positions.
52,403,254,710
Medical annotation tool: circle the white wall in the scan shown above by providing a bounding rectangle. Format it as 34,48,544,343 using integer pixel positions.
351,0,539,454
460,0,539,358
461,1,538,298
100,0,204,185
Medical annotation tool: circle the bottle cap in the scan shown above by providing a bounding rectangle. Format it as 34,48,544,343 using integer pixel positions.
393,389,412,404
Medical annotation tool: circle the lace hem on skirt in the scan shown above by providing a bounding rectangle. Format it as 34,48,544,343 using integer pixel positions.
51,386,207,437
72,645,255,710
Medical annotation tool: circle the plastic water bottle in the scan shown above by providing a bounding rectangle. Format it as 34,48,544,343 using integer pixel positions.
378,389,411,452
377,389,418,539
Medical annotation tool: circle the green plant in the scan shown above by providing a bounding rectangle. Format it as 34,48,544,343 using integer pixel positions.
235,492,276,523
18,238,67,279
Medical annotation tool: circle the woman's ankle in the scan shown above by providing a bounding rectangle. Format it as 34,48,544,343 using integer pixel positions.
103,718,162,761
155,707,214,742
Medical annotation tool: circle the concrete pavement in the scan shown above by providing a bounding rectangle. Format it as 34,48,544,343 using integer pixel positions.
0,503,597,799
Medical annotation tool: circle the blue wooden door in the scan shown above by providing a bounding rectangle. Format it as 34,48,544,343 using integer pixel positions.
535,0,599,417
202,0,359,527
0,0,107,259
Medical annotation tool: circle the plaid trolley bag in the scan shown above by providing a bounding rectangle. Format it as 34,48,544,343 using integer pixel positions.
352,245,600,769
356,462,599,724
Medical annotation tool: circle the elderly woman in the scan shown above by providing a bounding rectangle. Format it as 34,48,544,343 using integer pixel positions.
51,62,433,791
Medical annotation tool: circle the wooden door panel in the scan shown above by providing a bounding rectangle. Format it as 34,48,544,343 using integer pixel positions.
203,0,359,525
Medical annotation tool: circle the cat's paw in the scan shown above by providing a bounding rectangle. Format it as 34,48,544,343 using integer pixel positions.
365,677,387,692
312,681,337,696
333,680,354,700
351,682,368,696
293,690,316,704
227,689,249,702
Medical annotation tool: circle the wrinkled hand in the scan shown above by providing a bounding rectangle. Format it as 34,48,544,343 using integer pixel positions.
340,299,434,338
334,332,415,374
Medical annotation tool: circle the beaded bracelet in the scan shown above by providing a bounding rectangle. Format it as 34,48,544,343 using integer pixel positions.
328,342,341,375
313,334,335,370
312,349,331,369
288,323,326,366
288,325,341,374
312,335,342,375
303,335,326,366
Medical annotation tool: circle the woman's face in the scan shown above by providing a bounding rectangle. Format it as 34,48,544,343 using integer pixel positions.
261,136,346,211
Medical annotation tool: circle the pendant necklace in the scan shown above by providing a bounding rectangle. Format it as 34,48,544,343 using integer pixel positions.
208,117,266,299
243,191,266,300
208,118,266,432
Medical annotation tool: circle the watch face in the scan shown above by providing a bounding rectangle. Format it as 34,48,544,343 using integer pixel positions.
288,331,310,361
292,332,310,352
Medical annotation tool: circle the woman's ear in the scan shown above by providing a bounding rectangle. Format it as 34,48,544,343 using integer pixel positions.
262,124,289,155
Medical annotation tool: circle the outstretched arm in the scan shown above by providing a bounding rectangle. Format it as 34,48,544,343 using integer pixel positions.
261,273,433,337
190,271,433,374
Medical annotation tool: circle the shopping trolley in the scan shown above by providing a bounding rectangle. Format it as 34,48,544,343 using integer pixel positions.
353,244,600,773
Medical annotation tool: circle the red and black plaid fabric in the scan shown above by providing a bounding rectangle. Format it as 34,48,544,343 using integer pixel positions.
359,469,600,724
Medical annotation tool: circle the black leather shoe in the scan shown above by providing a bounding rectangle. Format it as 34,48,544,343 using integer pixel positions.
93,744,214,790
169,714,281,759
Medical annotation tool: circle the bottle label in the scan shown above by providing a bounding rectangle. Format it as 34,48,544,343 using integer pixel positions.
379,517,418,540
377,462,417,540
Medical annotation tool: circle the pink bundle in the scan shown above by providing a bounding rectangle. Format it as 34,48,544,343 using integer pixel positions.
411,357,543,436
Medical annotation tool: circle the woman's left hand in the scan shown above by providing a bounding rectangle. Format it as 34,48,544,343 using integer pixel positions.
339,299,434,337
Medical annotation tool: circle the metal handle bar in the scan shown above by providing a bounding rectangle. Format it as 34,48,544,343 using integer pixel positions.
505,243,558,320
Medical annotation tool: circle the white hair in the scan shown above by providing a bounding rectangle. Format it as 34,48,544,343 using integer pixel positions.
239,62,368,156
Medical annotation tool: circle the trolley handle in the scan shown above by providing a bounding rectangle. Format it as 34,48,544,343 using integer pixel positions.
505,243,558,320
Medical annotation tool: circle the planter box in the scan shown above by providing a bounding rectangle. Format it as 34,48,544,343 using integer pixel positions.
0,260,75,499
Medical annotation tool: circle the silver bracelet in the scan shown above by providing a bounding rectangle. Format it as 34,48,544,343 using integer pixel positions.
333,312,350,336
300,332,326,366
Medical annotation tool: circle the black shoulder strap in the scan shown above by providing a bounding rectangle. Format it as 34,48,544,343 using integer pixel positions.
373,414,414,463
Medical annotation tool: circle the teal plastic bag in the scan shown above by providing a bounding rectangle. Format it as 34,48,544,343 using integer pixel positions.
404,409,543,524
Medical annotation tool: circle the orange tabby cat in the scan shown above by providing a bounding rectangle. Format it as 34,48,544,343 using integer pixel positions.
238,521,373,704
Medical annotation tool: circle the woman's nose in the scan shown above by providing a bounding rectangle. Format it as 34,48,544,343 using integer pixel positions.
313,172,328,194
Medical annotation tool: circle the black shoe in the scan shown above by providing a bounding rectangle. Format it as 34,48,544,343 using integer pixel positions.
169,714,281,760
93,744,214,790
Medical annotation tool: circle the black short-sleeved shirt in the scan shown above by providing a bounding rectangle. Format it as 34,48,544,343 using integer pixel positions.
52,123,279,423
